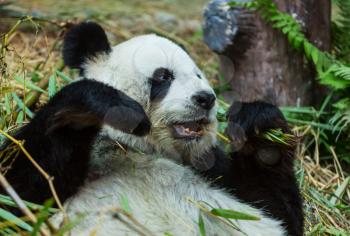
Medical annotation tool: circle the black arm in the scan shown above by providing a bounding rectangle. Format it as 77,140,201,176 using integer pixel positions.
201,101,303,236
1,79,150,207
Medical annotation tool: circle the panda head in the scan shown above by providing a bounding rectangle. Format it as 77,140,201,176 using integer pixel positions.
63,22,217,160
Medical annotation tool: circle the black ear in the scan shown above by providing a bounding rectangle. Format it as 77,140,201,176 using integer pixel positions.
63,22,111,69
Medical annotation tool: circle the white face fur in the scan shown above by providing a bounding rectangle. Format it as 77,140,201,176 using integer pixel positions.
83,34,218,161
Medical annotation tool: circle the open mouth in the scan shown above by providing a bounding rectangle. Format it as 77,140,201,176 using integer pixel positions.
171,118,209,139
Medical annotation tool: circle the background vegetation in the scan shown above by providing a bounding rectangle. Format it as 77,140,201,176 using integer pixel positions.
0,0,349,235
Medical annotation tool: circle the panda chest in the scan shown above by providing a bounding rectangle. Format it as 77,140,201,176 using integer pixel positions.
69,158,207,224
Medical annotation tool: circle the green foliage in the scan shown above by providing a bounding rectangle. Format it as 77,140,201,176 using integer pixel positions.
0,194,58,213
332,0,350,63
31,199,54,236
0,207,33,231
227,1,350,233
0,198,56,235
229,0,350,161
260,128,294,146
229,0,350,89
198,211,206,236
227,0,350,165
210,208,260,221
118,193,132,215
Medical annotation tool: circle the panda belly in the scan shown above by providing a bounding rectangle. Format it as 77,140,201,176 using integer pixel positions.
52,157,285,236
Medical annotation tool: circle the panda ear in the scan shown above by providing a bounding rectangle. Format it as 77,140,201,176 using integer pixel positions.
63,22,111,69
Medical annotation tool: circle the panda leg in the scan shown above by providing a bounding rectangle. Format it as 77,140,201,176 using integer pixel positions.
201,101,303,236
0,79,150,209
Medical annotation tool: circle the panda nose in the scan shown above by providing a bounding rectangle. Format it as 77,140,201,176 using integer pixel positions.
191,91,216,110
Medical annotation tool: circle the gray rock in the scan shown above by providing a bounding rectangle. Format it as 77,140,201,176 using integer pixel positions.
203,0,250,53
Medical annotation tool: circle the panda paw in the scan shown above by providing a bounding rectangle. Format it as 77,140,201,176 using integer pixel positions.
226,101,289,136
103,103,151,136
45,80,151,137
225,101,294,166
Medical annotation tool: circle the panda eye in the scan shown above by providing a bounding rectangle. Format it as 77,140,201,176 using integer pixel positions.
152,68,174,83
196,73,202,79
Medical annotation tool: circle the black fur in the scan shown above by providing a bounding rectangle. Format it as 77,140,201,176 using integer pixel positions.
0,79,150,209
4,21,302,235
150,68,174,101
200,101,303,236
63,22,111,70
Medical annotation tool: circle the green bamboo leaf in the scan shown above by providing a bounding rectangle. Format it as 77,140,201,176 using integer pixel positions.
119,193,132,215
0,194,58,213
0,208,33,231
12,93,34,118
210,208,260,221
48,74,57,98
286,117,338,131
31,199,54,236
262,128,293,146
56,70,73,83
330,177,350,205
198,211,206,236
16,110,24,124
13,75,47,93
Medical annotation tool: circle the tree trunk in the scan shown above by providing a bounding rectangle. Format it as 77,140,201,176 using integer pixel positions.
203,0,331,106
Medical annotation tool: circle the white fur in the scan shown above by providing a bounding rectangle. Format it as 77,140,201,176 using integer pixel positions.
53,147,285,236
52,34,286,235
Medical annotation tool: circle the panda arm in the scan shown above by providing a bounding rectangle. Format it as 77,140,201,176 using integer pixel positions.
1,79,150,207
201,101,303,236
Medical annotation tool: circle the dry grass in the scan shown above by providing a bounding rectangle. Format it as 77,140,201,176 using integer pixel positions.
294,127,350,235
0,1,349,235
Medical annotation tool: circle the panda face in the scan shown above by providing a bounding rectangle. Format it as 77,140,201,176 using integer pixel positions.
82,33,217,158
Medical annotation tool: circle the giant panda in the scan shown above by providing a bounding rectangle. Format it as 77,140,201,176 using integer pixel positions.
0,22,303,236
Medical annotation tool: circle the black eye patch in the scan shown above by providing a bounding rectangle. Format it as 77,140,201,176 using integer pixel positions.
150,68,174,101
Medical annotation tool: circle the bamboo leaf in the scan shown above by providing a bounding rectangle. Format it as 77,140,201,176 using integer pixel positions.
31,199,53,236
0,194,58,213
14,75,47,93
330,177,350,205
119,193,132,215
48,74,57,98
0,208,33,231
16,110,24,124
56,70,73,83
198,211,206,236
11,93,34,118
210,208,260,221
